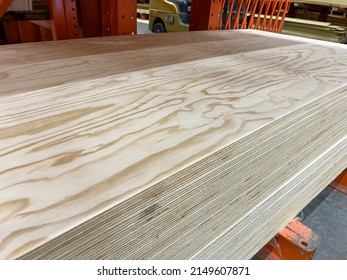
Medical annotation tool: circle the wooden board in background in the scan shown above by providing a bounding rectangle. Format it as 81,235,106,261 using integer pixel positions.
7,0,32,11
292,0,347,8
283,17,347,43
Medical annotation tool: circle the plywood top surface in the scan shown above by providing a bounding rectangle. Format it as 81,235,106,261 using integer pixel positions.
1,30,347,259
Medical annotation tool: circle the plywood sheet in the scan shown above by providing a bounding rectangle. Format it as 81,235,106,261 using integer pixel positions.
0,30,347,259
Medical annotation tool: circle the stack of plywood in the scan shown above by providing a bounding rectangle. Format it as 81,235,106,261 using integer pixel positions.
283,17,347,43
6,0,32,12
328,15,347,28
291,0,347,8
0,30,347,260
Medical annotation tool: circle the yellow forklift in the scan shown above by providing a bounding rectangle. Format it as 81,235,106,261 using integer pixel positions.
149,0,192,32
147,0,250,33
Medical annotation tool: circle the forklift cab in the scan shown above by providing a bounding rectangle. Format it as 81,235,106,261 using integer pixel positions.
149,0,192,33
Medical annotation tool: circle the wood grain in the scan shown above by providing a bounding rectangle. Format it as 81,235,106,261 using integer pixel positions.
0,30,347,259
0,31,298,96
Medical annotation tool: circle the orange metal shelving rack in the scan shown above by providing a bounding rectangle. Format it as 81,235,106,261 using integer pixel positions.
1,0,290,43
190,0,291,33
0,0,137,43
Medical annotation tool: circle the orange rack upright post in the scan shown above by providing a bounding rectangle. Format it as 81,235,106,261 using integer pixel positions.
256,219,320,260
330,169,347,195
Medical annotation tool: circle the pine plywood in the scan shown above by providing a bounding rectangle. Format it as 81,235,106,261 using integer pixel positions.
0,30,347,259
283,17,347,43
0,32,298,96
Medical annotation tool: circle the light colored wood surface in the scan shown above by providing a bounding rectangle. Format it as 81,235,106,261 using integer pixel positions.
0,31,298,96
292,0,347,8
1,30,347,259
283,17,347,43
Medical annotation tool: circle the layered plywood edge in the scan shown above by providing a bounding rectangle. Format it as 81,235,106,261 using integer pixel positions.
283,17,347,44
0,30,347,260
292,0,347,8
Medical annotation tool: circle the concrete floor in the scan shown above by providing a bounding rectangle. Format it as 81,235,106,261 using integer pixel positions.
137,19,152,35
302,187,347,260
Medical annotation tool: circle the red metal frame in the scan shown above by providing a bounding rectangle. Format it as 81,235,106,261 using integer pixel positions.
101,0,136,36
0,0,13,17
3,19,51,44
330,169,347,195
3,21,21,44
190,0,291,33
190,0,225,31
49,0,68,39
77,0,102,38
226,0,291,33
256,219,319,260
3,0,136,43
63,0,79,38
49,0,79,40
18,21,41,43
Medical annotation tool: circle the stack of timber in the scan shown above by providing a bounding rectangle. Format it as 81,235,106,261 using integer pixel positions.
291,0,347,8
328,15,347,28
291,6,347,28
6,0,32,12
0,30,347,260
283,17,347,43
